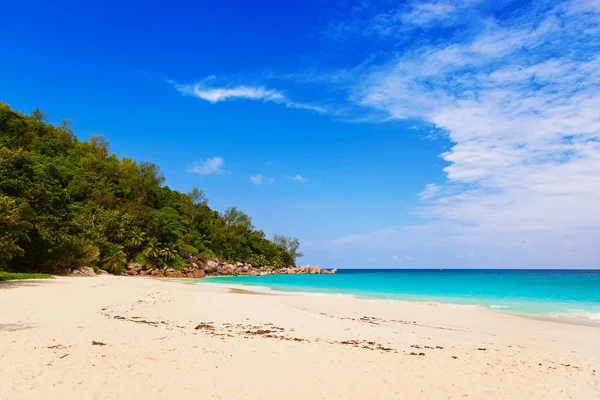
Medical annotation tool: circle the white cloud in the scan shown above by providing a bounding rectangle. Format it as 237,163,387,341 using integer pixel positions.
250,174,276,185
401,1,468,26
193,86,284,103
249,174,264,185
171,80,327,114
419,183,441,200
326,0,483,40
290,174,307,183
331,0,600,266
187,156,226,175
392,255,398,260
566,0,600,15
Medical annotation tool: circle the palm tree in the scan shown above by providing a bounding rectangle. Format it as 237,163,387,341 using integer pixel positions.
142,238,160,261
159,244,177,262
110,226,126,242
102,249,127,273
130,228,146,247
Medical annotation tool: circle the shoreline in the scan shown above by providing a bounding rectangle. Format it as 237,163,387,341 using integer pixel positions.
196,278,600,327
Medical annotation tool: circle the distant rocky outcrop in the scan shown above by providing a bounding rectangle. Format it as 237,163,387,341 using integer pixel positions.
120,256,336,279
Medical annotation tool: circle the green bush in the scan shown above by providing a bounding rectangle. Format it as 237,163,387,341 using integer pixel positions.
199,250,216,260
101,245,127,274
134,252,149,266
179,243,199,257
171,253,188,270
249,254,268,268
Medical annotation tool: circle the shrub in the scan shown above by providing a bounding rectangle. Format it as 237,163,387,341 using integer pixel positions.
249,254,268,268
101,246,127,274
134,252,149,266
171,253,188,270
179,244,199,257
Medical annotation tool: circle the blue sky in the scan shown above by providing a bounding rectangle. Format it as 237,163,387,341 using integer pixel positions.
2,0,599,269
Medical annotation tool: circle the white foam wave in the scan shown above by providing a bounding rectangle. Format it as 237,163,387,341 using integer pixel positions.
198,282,278,293
436,302,479,309
449,304,479,309
490,305,510,309
198,281,356,299
547,309,600,321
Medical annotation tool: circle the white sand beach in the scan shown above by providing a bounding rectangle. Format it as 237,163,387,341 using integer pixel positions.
1,276,599,399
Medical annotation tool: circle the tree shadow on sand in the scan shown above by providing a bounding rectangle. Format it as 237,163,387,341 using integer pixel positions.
0,279,55,290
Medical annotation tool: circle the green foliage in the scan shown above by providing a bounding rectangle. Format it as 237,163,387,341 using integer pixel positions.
0,102,300,273
0,195,31,269
0,271,54,281
249,254,268,268
142,238,162,267
181,186,207,226
133,252,149,266
271,255,285,268
273,235,304,262
179,243,199,257
171,253,188,270
145,207,184,245
159,244,177,262
129,228,146,247
101,246,127,274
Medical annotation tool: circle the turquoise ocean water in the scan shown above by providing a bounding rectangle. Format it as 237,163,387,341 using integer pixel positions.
202,269,600,321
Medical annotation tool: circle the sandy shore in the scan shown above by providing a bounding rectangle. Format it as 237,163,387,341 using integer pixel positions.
1,276,598,399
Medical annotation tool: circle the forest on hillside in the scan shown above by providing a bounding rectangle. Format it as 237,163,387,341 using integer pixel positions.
0,102,302,274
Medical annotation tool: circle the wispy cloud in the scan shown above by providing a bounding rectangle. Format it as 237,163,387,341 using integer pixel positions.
327,228,397,247
290,174,307,183
171,79,327,114
401,0,482,26
193,86,284,103
249,174,264,184
188,156,226,175
250,174,276,185
419,183,441,200
325,0,483,41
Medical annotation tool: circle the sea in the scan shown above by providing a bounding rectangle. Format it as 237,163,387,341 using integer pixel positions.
201,269,600,321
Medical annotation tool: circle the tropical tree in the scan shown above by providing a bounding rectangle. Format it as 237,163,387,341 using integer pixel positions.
30,109,48,122
130,228,146,247
273,235,303,263
143,238,161,263
181,186,207,226
159,244,177,262
102,248,127,273
0,196,31,269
